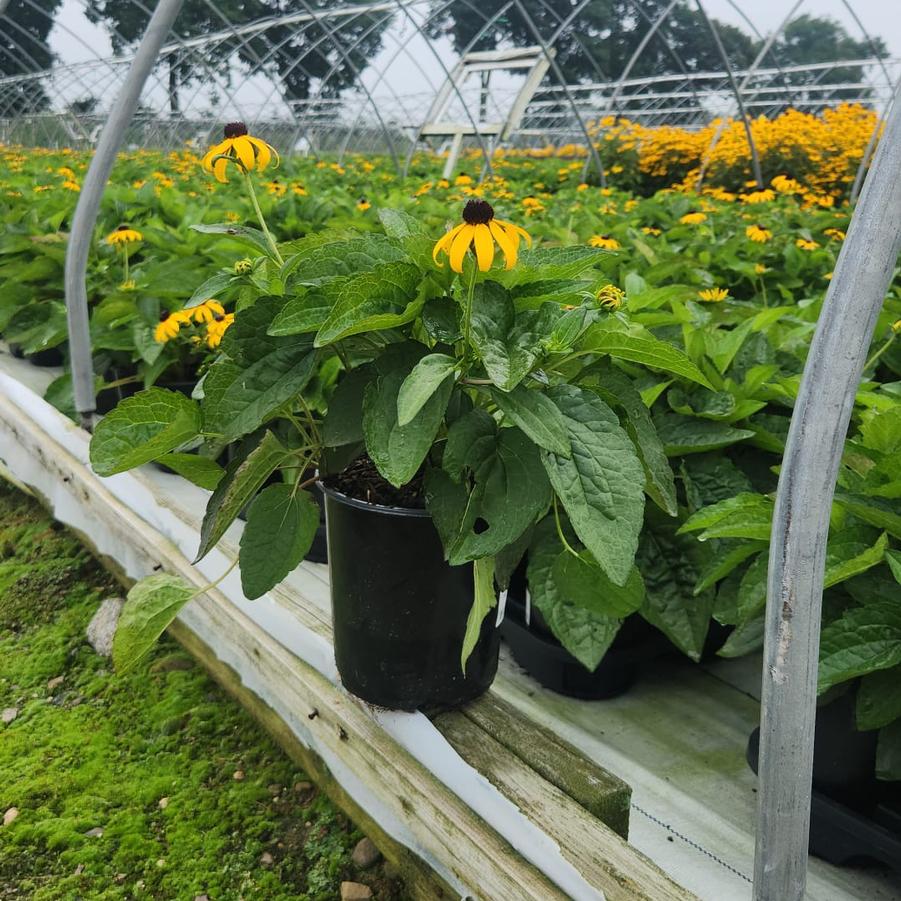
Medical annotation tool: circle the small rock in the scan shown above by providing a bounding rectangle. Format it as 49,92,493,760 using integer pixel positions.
1,708,17,725
260,851,274,867
3,808,19,826
194,895,210,901
233,770,245,782
84,827,103,838
293,780,312,793
156,859,165,868
351,837,381,869
114,873,126,883
340,882,372,901
86,598,124,657
47,676,64,691
158,797,169,809
267,783,282,796
74,864,85,876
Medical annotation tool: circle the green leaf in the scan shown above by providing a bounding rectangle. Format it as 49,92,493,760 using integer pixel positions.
717,614,765,658
859,407,901,455
654,413,755,456
469,282,555,390
541,385,645,586
378,208,429,240
267,285,337,336
489,385,571,457
678,493,774,541
322,364,374,447
239,485,320,599
587,362,676,516
527,519,621,671
461,556,496,672
186,270,235,308
834,492,901,540
202,346,318,443
196,430,290,562
638,510,716,661
552,551,644,618
282,233,408,286
580,323,713,389
314,262,424,346
222,295,313,364
191,223,272,256
421,297,462,344
824,531,889,588
818,600,901,693
363,343,452,487
887,549,901,583
426,411,551,563
112,574,194,673
876,719,901,781
856,666,901,730
694,540,766,595
90,388,201,477
155,454,224,490
499,245,609,284
397,353,456,427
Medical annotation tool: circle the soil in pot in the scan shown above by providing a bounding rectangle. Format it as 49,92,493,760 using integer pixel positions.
747,689,901,871
321,456,499,712
501,578,664,700
9,343,65,367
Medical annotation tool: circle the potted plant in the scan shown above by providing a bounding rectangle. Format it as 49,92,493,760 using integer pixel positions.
88,126,718,712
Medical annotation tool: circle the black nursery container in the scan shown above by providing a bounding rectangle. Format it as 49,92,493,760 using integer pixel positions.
321,485,499,711
501,592,663,700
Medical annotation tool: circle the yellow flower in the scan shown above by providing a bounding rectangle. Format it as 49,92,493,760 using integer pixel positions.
576,183,589,191
746,224,772,244
698,287,729,302
201,122,277,183
680,211,707,225
755,263,768,274
432,199,531,273
154,310,189,343
357,198,371,211
454,174,473,186
771,175,802,194
824,227,846,241
642,226,662,236
234,258,253,275
190,299,226,324
292,183,307,196
119,280,137,291
596,284,625,310
61,180,80,192
589,234,620,251
796,238,819,251
225,211,241,222
106,225,143,245
206,312,235,349
264,180,286,196
740,189,776,204
891,319,901,333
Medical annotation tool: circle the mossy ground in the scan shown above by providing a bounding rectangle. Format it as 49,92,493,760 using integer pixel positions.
0,480,407,900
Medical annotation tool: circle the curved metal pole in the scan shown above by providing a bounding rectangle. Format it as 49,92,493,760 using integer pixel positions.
753,78,901,901
511,0,605,185
64,0,186,422
694,0,763,189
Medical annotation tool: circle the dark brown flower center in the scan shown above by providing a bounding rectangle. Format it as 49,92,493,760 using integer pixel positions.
159,310,170,322
224,121,248,139
117,224,130,231
462,199,494,225
213,313,225,322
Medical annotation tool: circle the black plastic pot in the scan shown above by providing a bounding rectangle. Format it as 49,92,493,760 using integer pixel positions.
500,592,663,700
9,343,64,367
322,485,499,711
747,690,900,871
305,482,328,564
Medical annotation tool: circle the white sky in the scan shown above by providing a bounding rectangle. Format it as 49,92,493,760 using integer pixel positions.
36,0,901,119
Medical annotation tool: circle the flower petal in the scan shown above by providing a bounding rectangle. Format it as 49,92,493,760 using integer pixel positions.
233,136,256,172
201,139,230,171
432,222,465,266
473,224,495,271
247,136,272,171
212,157,230,183
490,220,518,269
449,225,474,273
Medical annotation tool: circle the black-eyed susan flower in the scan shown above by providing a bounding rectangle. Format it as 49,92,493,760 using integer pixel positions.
824,228,845,241
597,284,625,310
796,238,819,251
698,287,729,302
771,175,802,194
892,319,901,333
589,234,620,251
357,197,371,211
154,310,190,343
454,174,473,186
201,122,276,183
754,263,768,274
106,224,143,245
206,312,235,349
642,226,662,236
746,224,772,244
190,300,225,324
680,211,707,225
432,199,531,273
740,189,775,204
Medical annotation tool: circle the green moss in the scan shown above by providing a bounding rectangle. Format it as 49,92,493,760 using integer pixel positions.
0,482,407,900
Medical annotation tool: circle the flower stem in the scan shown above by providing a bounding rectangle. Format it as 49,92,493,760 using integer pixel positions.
864,333,897,373
462,264,477,365
243,172,283,265
123,244,129,285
